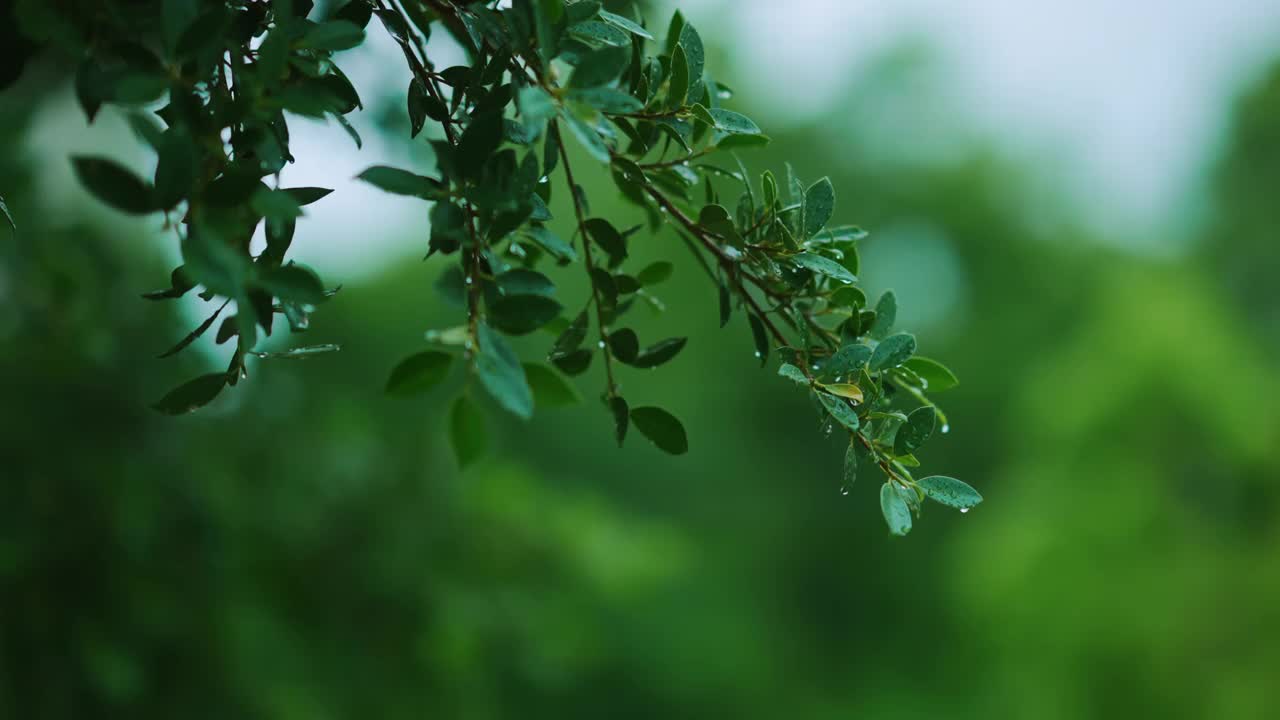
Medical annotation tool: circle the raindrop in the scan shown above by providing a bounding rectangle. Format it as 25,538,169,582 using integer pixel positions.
940,424,950,434
464,275,473,285
811,364,819,371
597,340,606,348
959,507,970,514
840,486,850,496
753,351,761,358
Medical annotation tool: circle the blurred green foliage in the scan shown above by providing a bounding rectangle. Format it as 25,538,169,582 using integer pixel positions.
3,12,1280,720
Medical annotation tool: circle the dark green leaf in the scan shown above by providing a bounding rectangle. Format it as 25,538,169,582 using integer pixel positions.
803,177,834,236
568,45,630,88
385,351,452,396
792,252,856,285
299,20,365,51
258,264,326,304
152,373,227,415
823,344,872,378
356,165,445,198
610,395,629,447
629,337,687,368
497,268,555,297
71,156,156,214
630,406,688,455
489,295,563,335
894,406,937,456
607,328,639,363
870,290,897,339
748,312,768,366
284,187,333,206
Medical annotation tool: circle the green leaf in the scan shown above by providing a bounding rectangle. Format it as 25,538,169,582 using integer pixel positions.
559,110,611,163
880,483,913,536
152,373,227,415
0,196,14,233
258,264,326,304
475,322,534,419
610,395,629,447
803,177,834,236
607,328,640,363
523,363,581,407
678,21,705,85
566,87,643,113
843,438,858,489
870,290,897,340
903,356,959,392
894,406,937,456
154,129,198,208
637,261,673,286
71,156,156,214
450,394,487,469
709,108,761,135
523,225,577,262
629,337,686,368
518,84,558,130
249,344,342,360
489,295,563,335
497,269,555,298
748,313,769,366
357,165,445,199
630,406,688,455
283,187,334,206
792,252,856,285
568,45,631,88
918,476,983,510
298,20,365,51
584,217,626,261
550,310,589,357
251,187,303,225
823,344,872,378
385,351,452,396
599,9,653,39
667,43,689,108
778,363,808,385
870,333,916,371
568,20,630,47
818,391,860,431
456,111,505,175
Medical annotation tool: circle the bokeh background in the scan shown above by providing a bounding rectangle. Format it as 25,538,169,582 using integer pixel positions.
4,0,1280,717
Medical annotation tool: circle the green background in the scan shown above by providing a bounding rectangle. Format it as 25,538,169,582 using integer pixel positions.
3,4,1280,718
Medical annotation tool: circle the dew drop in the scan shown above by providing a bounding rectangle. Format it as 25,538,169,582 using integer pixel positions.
960,507,970,514
753,351,762,358
597,340,606,349
811,364,819,371
464,276,474,285
940,424,950,434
